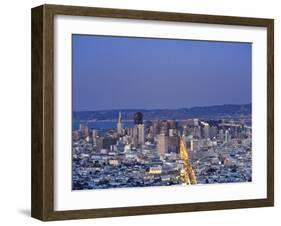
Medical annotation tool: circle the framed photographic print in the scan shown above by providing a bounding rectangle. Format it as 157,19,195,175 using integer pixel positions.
31,4,274,221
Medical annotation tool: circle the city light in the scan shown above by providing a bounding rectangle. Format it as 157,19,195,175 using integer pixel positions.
72,109,252,190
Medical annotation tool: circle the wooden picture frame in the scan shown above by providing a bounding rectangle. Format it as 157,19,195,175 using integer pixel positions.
31,4,274,221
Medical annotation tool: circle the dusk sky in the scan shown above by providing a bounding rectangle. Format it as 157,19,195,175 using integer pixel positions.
72,34,251,111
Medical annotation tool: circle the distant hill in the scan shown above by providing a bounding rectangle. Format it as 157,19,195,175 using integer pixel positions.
73,104,251,121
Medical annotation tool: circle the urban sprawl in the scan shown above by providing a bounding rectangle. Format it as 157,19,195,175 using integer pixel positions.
72,112,252,190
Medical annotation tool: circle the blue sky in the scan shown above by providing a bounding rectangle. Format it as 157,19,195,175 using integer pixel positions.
72,34,251,111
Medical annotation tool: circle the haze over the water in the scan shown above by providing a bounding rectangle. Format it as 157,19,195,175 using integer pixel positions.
72,35,252,111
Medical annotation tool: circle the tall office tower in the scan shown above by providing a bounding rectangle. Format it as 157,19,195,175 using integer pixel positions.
193,126,201,138
183,125,192,136
167,136,179,153
117,112,123,135
148,125,154,135
202,122,210,139
96,137,104,152
219,129,224,141
193,118,199,126
92,129,98,137
224,130,231,143
160,121,169,135
132,124,145,146
157,133,168,158
182,125,188,136
152,121,161,137
92,129,99,145
187,126,193,136
96,136,117,151
190,138,199,151
137,124,145,145
209,126,218,139
127,127,134,137
79,123,89,138
132,112,145,146
132,126,138,146
134,112,143,125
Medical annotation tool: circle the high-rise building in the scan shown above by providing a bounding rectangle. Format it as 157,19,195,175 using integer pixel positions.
117,112,123,135
92,129,99,145
92,129,98,137
225,130,231,143
132,112,145,146
190,138,199,151
152,121,160,136
157,133,168,157
209,126,218,139
167,136,179,153
134,112,143,125
202,122,210,139
193,119,199,126
160,121,169,135
132,124,145,146
126,127,133,137
96,136,117,151
132,126,138,146
96,137,104,151
137,124,145,145
193,126,201,138
79,123,89,138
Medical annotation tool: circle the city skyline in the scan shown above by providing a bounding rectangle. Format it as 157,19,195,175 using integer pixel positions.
72,110,252,190
72,35,252,111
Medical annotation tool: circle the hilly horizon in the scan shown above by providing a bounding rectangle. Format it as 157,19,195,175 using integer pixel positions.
73,103,251,121
74,103,252,112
